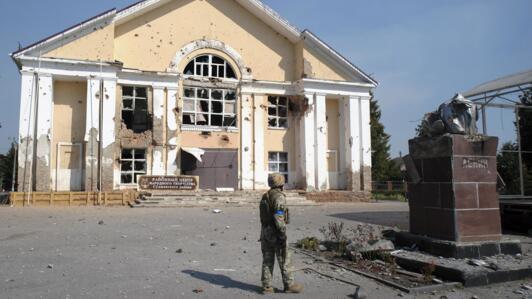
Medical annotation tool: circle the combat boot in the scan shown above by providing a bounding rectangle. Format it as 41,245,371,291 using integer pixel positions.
284,283,303,294
261,287,274,295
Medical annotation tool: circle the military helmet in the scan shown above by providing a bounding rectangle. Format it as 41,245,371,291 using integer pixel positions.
268,173,285,188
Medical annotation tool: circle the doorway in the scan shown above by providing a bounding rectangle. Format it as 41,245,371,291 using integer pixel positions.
55,143,83,191
182,149,239,191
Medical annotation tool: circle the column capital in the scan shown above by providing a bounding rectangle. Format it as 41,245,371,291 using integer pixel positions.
152,85,166,91
36,72,53,78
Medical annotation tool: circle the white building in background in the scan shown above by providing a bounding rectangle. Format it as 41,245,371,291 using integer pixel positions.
10,0,376,193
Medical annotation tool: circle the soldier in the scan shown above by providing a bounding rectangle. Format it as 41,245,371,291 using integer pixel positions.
259,173,303,294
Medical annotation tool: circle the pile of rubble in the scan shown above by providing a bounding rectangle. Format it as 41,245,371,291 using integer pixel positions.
297,222,396,259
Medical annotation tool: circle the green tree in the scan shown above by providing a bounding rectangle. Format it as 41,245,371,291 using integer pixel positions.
370,97,402,182
0,142,16,191
497,142,521,195
518,90,532,195
497,90,532,195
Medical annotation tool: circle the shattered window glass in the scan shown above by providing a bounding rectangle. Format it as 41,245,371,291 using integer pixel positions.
183,55,237,79
268,152,289,182
182,86,238,128
120,149,146,184
268,96,289,129
121,86,150,133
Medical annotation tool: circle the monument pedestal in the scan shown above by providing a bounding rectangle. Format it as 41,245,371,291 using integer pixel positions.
404,135,521,258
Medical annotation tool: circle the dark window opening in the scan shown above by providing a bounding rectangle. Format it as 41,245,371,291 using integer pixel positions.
268,96,289,129
120,149,146,184
122,86,150,133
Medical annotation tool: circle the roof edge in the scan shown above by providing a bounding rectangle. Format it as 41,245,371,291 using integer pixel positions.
302,30,378,86
10,8,117,59
234,0,301,42
463,68,532,98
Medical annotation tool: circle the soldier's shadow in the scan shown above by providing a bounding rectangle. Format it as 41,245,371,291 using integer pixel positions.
182,270,260,293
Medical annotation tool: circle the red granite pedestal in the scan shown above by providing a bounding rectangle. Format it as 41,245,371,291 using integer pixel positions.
401,135,522,258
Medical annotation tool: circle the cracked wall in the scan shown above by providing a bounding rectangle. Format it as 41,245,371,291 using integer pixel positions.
295,40,351,81
45,22,115,61
114,0,295,81
33,75,54,191
17,137,33,192
100,80,118,191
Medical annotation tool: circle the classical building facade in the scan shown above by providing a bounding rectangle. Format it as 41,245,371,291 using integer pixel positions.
11,0,377,192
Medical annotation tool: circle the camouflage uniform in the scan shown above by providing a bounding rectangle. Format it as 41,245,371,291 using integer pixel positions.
260,180,294,290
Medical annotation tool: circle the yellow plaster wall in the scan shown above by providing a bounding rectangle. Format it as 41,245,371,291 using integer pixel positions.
180,132,240,149
298,41,350,82
51,81,87,169
114,0,296,81
45,23,115,61
326,98,340,151
261,95,297,172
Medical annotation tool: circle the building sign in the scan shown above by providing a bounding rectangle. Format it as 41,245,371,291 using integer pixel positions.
462,158,489,169
138,176,199,191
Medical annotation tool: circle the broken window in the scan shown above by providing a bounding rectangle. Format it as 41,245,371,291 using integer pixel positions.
122,86,149,133
183,87,237,128
268,96,289,128
268,152,289,182
120,148,146,184
184,55,237,79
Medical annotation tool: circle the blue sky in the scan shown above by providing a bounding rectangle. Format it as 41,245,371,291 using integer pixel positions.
0,0,531,156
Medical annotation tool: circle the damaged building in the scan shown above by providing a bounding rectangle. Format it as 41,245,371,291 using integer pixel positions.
11,0,377,193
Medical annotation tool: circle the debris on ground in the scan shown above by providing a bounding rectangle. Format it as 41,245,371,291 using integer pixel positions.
212,209,223,214
98,220,105,225
176,249,183,253
295,222,443,290
47,264,53,269
468,259,488,267
210,242,217,247
192,288,204,293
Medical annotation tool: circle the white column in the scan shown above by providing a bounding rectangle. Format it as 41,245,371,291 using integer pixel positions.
241,92,254,190
342,95,362,191
34,74,54,191
152,86,165,175
360,96,372,191
314,94,328,190
17,72,37,191
253,95,267,189
166,87,179,175
85,77,101,191
299,93,316,191
101,78,118,190
338,96,347,190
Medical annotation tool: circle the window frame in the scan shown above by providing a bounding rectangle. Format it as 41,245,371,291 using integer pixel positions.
121,86,150,133
182,86,238,129
120,148,147,185
267,96,289,129
183,54,237,80
268,151,289,183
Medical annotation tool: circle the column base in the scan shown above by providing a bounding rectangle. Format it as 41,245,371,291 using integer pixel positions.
395,232,522,259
